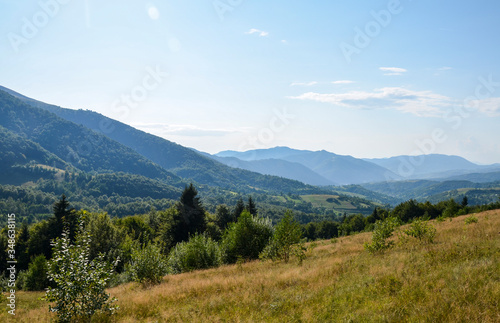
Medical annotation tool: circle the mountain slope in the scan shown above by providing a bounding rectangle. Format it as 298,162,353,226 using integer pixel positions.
0,89,180,184
2,87,322,194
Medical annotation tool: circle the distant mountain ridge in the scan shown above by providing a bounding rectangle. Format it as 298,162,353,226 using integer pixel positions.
217,147,500,186
216,147,397,185
364,154,499,179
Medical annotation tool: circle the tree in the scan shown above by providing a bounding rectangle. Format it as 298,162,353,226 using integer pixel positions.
364,217,399,253
46,220,119,322
461,196,469,208
221,210,273,263
16,222,31,271
175,184,207,240
167,233,222,274
215,204,233,230
246,196,257,216
260,211,303,263
24,254,49,291
232,198,245,220
50,194,77,242
85,212,124,270
128,243,168,286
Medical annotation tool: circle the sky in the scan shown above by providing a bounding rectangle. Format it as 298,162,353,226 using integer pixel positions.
1,0,500,164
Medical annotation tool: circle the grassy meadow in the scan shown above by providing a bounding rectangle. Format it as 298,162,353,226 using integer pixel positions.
3,210,499,322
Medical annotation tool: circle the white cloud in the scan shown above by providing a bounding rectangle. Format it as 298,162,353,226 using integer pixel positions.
290,81,318,87
289,87,453,117
245,28,269,37
468,97,500,117
132,123,245,137
438,66,453,71
379,67,407,76
332,80,355,84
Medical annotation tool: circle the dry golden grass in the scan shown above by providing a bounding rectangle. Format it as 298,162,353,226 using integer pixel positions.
2,210,499,322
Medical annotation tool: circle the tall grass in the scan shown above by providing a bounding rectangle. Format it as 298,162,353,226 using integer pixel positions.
3,210,499,322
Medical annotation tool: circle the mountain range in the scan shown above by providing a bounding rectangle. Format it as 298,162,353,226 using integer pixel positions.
1,84,499,220
214,147,500,186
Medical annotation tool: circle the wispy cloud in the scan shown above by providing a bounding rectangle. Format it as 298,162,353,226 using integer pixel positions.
469,97,500,117
132,123,245,137
290,81,318,87
379,67,407,76
245,28,269,37
438,66,452,71
289,87,453,117
332,80,355,84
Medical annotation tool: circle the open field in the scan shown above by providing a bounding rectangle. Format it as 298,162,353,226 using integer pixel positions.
3,210,499,322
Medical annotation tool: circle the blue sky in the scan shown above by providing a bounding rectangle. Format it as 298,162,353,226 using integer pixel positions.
1,0,500,163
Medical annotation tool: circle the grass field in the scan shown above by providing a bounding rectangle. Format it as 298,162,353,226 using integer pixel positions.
3,210,499,322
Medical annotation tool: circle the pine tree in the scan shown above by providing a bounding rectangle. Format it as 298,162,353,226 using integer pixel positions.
215,204,232,230
165,184,207,249
233,198,245,220
50,195,77,242
246,196,258,216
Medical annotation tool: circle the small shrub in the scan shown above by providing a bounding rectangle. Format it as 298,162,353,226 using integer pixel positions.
167,233,222,274
364,217,399,254
260,211,303,263
465,215,479,225
221,211,273,263
24,254,50,291
46,223,119,322
127,243,168,286
403,218,436,244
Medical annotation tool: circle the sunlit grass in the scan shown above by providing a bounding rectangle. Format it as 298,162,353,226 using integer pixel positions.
3,210,499,322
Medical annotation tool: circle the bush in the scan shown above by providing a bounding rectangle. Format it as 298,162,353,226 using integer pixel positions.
221,211,273,263
465,214,479,225
260,211,303,263
46,222,119,322
167,233,222,274
402,218,436,244
364,217,399,254
127,243,168,286
24,254,49,291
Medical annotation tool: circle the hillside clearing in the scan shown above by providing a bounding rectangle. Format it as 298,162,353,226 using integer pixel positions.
4,210,499,322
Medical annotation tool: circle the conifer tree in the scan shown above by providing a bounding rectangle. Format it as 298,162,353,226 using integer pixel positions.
246,196,257,216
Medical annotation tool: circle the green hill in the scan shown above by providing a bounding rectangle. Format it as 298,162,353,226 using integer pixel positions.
6,210,499,322
0,90,179,184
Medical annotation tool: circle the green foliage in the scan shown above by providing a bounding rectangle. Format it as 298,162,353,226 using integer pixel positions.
260,211,303,263
160,184,207,252
246,196,258,216
442,198,461,218
127,243,168,286
402,218,436,244
215,204,233,230
222,210,273,263
45,222,118,322
464,214,479,225
364,217,399,253
24,254,49,291
167,233,222,274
